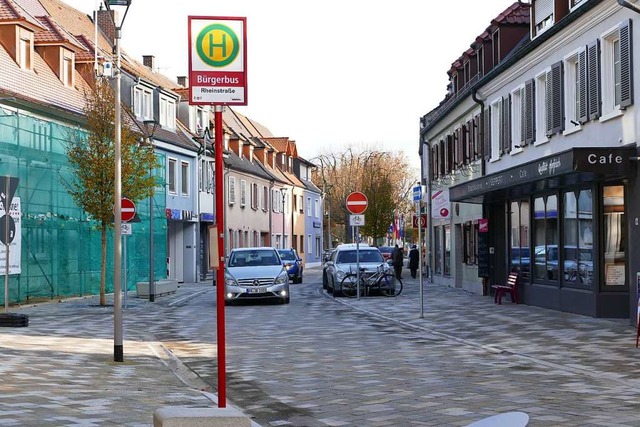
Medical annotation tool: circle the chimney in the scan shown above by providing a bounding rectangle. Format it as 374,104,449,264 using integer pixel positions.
95,9,116,45
143,55,155,70
177,76,188,87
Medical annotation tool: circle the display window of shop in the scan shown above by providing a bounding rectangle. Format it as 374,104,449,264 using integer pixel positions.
533,195,559,281
563,189,594,286
434,226,443,275
510,200,530,280
444,225,451,276
603,185,626,288
463,221,478,265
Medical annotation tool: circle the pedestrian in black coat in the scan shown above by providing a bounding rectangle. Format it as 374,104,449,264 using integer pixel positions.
408,245,419,279
392,244,404,279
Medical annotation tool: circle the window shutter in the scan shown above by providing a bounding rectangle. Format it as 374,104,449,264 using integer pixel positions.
464,119,475,165
431,145,437,180
619,20,633,108
472,116,480,160
578,49,588,123
535,0,553,27
587,40,601,120
483,107,491,160
457,127,464,167
502,96,511,154
439,140,445,177
446,135,453,174
546,69,554,135
547,61,564,135
524,79,535,145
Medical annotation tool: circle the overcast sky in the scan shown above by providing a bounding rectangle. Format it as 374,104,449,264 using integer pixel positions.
62,0,514,171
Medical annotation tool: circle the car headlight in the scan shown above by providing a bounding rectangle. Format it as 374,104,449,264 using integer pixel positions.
274,270,288,285
336,270,346,280
225,274,237,287
285,263,293,269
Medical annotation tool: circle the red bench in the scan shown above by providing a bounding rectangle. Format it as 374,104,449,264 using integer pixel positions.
492,272,519,304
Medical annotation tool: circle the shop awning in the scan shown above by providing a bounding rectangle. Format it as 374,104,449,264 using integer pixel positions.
449,147,637,203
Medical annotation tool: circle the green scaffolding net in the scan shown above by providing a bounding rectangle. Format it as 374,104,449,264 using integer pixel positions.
0,108,167,305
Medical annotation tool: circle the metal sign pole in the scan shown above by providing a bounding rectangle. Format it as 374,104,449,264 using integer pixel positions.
4,177,8,313
123,233,127,310
417,200,424,318
356,226,360,299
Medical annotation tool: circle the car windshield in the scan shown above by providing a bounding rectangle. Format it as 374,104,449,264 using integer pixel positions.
229,249,281,267
277,250,296,261
336,249,383,264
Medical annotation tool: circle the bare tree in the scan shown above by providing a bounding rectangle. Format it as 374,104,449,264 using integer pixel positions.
64,80,157,305
314,146,415,245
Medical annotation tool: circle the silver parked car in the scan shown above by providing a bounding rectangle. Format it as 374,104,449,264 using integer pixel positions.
322,243,390,295
225,247,290,304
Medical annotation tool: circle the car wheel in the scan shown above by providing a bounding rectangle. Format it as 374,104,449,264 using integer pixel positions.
297,273,303,284
322,273,328,289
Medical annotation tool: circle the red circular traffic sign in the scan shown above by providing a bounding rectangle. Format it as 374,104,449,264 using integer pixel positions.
121,197,136,222
346,191,368,214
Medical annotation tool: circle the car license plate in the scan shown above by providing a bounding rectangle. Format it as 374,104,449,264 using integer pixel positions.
247,287,265,293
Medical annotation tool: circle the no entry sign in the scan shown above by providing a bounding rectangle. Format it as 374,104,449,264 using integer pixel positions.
121,198,136,222
346,192,368,215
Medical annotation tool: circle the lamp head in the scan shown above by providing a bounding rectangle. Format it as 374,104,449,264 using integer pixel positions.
142,120,159,139
103,0,132,29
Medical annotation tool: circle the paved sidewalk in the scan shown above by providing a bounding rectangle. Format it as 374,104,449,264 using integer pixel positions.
332,271,640,392
2,270,640,426
0,289,256,427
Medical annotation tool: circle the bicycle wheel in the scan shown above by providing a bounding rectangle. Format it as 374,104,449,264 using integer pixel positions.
340,274,359,298
378,273,403,297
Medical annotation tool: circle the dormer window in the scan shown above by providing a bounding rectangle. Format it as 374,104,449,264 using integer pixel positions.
533,0,554,37
133,85,153,120
194,106,206,134
159,95,176,130
18,28,33,70
61,49,74,87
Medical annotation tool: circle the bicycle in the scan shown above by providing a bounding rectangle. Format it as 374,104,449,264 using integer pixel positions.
340,265,402,298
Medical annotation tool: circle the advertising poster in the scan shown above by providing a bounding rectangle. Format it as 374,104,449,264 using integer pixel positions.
0,197,21,275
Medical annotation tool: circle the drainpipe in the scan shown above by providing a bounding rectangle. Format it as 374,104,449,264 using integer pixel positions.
472,88,486,177
472,87,489,294
618,0,640,14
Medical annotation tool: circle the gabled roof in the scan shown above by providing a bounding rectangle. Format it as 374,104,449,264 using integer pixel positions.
492,2,530,26
0,0,46,30
35,15,85,51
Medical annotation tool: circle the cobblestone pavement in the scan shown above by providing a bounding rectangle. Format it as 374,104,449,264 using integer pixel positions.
2,268,640,426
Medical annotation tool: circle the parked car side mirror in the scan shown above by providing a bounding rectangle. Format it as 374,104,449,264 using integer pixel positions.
325,260,334,266
297,258,302,262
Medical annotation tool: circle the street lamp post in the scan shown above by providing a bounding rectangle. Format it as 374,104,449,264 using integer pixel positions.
104,0,131,363
280,187,287,248
142,120,159,302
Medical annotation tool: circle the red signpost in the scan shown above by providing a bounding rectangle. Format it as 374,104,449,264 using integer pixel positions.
121,198,136,222
346,191,368,214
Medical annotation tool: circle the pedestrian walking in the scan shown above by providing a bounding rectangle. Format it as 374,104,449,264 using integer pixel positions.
392,244,404,279
408,245,419,279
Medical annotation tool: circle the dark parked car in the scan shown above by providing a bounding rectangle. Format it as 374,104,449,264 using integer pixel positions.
277,248,303,284
377,246,394,262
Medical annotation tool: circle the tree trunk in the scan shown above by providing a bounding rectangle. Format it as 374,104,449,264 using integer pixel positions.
100,223,107,306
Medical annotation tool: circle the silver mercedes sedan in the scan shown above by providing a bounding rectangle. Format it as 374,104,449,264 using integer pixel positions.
224,247,290,304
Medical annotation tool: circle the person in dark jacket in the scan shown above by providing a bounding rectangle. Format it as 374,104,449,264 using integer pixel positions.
392,244,404,279
408,245,419,279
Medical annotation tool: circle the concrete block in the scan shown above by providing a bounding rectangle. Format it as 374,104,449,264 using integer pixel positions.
153,406,251,427
136,280,178,297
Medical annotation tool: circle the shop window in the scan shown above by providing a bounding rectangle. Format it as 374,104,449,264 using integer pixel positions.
603,185,625,287
510,200,531,280
434,226,443,275
533,195,559,281
563,189,593,286
444,225,451,276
